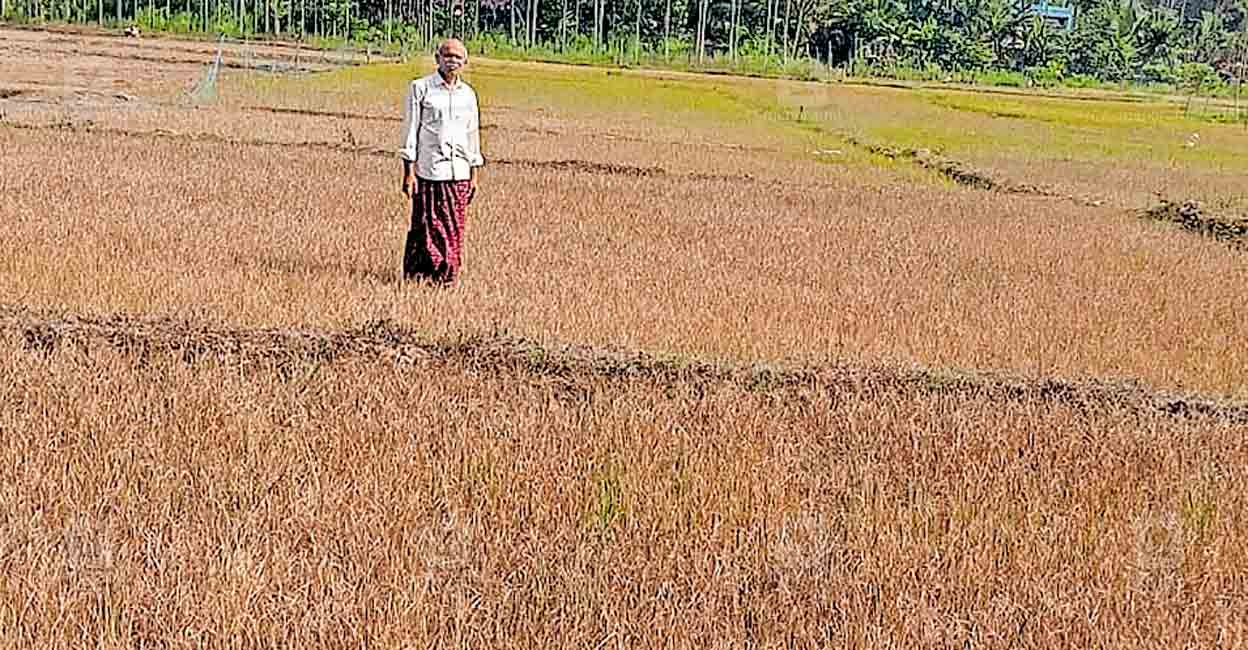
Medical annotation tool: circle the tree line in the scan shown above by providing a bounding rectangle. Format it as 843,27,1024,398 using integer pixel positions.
4,0,1247,86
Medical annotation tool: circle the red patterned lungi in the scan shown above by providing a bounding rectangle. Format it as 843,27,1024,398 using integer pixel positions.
403,178,473,284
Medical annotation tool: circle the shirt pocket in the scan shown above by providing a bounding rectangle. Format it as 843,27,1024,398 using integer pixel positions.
419,95,443,125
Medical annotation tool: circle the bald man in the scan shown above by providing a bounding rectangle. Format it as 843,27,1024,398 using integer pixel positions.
398,39,485,285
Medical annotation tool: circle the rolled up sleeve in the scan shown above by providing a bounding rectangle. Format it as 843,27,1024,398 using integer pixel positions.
398,80,421,162
467,109,485,167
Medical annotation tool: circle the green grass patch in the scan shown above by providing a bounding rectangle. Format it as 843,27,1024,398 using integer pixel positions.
246,58,761,126
853,90,1248,171
920,91,1188,130
235,55,1248,185
238,58,907,174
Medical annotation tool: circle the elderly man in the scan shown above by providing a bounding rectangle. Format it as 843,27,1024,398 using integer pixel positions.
398,38,484,285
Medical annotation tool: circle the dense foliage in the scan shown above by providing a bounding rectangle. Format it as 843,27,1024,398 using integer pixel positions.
3,0,1246,85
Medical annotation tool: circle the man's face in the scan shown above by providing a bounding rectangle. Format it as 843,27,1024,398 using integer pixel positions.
437,43,468,75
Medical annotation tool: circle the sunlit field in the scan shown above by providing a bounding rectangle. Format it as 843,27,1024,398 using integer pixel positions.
2,25,1246,647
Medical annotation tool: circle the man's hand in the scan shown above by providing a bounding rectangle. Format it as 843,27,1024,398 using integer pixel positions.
402,173,417,198
468,170,479,204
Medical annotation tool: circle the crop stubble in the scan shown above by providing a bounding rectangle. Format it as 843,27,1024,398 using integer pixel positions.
1,339,1246,647
3,124,1246,395
2,28,1247,648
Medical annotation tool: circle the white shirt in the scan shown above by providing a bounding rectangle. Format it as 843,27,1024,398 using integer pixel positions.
398,72,485,181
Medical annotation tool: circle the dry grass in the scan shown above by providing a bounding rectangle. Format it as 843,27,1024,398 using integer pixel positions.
4,27,1248,647
3,126,1247,396
2,341,1246,648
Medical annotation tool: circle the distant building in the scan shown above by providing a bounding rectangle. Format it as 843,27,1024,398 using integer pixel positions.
1028,2,1076,30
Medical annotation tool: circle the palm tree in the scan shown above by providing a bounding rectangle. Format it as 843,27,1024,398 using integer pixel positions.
1191,10,1227,65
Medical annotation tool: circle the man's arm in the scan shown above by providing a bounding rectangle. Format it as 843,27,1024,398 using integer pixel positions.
403,159,418,196
399,80,421,197
467,91,484,197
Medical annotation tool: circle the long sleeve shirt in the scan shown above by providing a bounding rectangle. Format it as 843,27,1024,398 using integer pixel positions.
398,72,485,181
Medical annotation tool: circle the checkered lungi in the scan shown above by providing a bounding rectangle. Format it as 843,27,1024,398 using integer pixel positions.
403,178,473,284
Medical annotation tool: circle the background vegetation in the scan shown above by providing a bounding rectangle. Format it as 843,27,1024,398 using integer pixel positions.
4,0,1248,92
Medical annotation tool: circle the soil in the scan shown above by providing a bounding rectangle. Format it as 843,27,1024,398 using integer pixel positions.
1142,199,1248,248
0,25,364,113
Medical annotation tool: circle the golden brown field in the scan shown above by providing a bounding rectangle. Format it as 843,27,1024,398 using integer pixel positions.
2,26,1247,648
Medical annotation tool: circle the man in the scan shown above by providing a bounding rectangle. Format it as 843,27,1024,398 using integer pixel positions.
398,38,484,285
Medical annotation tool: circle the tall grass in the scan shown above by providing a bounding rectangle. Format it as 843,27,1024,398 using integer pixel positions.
3,28,1248,648
1,343,1245,647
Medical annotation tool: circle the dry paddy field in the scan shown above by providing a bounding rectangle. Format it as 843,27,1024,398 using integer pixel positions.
2,26,1247,648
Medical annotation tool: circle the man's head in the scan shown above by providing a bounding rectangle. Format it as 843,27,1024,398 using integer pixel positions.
436,39,468,81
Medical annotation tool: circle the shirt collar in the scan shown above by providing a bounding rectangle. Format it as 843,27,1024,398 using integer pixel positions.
433,71,461,89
